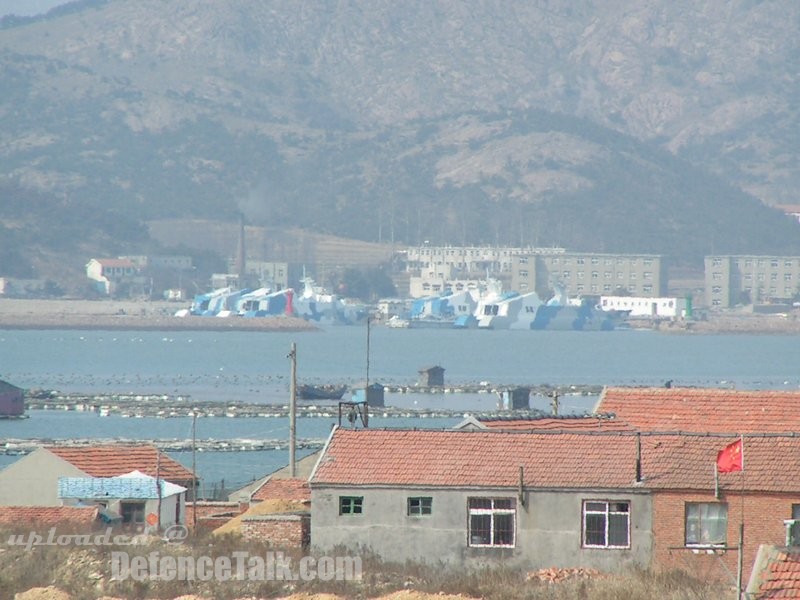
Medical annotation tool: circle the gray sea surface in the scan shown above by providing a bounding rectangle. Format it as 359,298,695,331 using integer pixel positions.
2,326,799,489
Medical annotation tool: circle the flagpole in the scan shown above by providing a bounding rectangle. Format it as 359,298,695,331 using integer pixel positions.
736,434,745,600
740,434,745,527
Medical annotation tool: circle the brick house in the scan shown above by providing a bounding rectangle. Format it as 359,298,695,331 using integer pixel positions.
0,505,100,529
85,258,138,295
214,478,310,548
0,444,197,506
185,501,248,530
593,386,800,583
309,426,800,581
242,478,310,547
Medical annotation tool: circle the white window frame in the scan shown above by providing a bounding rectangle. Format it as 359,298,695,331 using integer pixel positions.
467,497,516,548
685,502,728,547
582,500,630,549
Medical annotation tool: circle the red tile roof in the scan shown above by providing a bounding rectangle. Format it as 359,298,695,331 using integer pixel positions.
596,387,800,433
47,445,196,484
0,506,99,527
251,478,310,503
310,428,800,493
480,416,635,432
640,434,800,493
751,547,800,598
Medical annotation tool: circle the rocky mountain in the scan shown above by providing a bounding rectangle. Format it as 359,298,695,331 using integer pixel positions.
1,0,799,285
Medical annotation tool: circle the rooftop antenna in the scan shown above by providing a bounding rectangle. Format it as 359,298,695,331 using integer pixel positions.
337,317,370,428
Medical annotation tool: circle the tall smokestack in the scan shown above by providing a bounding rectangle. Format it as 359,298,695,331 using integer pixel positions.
236,213,246,279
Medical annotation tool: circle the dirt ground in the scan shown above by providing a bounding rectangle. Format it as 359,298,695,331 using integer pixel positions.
14,588,478,600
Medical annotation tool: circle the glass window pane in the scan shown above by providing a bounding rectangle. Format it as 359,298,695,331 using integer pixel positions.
686,512,701,544
608,513,629,546
585,502,606,512
584,513,606,546
494,498,513,509
469,498,492,510
470,514,491,545
686,503,727,544
705,508,727,543
494,513,514,545
408,497,432,515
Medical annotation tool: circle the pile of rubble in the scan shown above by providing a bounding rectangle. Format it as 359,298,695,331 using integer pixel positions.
526,567,604,584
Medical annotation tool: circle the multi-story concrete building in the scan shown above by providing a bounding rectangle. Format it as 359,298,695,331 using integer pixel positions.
404,245,565,279
705,255,800,308
511,253,667,299
403,245,564,298
402,246,667,299
244,260,290,290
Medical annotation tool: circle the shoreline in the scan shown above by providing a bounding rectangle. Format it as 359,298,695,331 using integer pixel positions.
3,298,800,334
0,314,319,332
0,298,318,332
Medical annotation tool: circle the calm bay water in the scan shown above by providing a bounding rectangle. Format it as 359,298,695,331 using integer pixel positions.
2,325,800,489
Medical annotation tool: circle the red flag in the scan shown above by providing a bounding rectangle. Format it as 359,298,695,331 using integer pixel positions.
716,438,743,473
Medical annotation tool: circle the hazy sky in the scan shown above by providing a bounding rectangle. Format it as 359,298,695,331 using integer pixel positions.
0,0,67,17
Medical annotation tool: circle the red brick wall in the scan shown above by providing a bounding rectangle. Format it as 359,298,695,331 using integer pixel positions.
241,514,310,548
185,501,246,529
653,491,795,582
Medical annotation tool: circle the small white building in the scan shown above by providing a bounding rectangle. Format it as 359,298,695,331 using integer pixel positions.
59,470,186,529
376,298,407,318
86,258,138,295
600,296,686,319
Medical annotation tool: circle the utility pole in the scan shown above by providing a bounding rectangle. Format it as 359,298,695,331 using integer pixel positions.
191,411,197,528
288,342,297,477
551,392,559,417
155,451,162,533
364,316,370,427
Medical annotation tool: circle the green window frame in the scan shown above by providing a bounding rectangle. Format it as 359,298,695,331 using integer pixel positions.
339,496,363,515
408,496,432,516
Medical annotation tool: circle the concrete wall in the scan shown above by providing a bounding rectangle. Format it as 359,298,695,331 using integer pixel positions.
312,486,652,570
155,493,185,527
0,449,86,506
